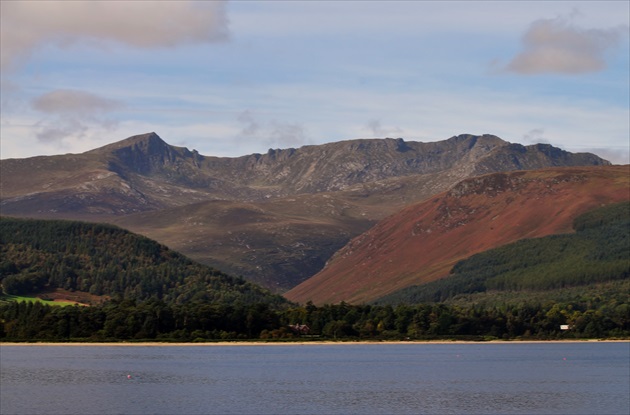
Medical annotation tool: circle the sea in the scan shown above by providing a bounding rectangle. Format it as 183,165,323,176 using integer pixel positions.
1,342,628,415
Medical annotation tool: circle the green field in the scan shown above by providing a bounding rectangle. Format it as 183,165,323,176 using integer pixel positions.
0,294,79,307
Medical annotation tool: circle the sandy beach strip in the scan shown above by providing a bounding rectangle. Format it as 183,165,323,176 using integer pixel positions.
1,339,627,347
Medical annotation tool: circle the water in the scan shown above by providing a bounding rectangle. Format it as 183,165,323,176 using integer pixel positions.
1,342,628,415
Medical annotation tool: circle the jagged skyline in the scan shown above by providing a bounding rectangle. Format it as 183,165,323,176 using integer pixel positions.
1,1,628,164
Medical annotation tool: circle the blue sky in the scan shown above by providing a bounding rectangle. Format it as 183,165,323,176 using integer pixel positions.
1,1,629,163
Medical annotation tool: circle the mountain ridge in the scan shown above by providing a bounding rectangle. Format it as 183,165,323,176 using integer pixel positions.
1,132,610,214
0,132,613,292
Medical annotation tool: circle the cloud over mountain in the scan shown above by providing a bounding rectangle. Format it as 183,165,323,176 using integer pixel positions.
32,89,123,144
0,0,229,71
365,119,403,138
32,89,122,115
506,15,627,74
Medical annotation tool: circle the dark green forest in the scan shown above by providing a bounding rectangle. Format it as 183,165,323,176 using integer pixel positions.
0,217,286,306
1,286,628,341
376,202,630,305
1,202,629,342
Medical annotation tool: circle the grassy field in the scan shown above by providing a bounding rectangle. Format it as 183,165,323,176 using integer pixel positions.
0,294,80,307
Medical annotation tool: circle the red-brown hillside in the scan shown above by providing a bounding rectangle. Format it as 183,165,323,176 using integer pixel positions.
285,165,630,305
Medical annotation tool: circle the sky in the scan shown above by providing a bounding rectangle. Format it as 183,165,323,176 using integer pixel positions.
1,1,629,164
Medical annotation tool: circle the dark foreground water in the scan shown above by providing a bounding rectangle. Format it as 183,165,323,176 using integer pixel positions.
1,342,628,415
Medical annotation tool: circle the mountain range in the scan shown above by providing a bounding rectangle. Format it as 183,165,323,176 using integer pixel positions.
0,132,615,295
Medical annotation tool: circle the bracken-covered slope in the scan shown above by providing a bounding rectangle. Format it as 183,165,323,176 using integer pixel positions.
284,165,630,305
375,201,630,305
0,132,612,292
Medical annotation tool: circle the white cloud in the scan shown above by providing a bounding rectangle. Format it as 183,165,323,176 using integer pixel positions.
0,114,120,158
364,119,403,138
506,15,627,74
32,89,123,115
267,122,309,149
522,128,550,145
237,110,261,137
234,110,310,150
34,119,89,144
32,116,117,146
31,89,123,144
0,0,229,71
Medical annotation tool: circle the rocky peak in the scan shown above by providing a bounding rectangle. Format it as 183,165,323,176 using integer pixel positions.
100,132,194,175
89,132,165,153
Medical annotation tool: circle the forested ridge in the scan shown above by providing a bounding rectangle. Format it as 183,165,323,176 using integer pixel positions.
376,202,630,305
0,217,286,306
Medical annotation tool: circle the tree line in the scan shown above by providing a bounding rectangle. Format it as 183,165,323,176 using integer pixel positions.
1,289,628,341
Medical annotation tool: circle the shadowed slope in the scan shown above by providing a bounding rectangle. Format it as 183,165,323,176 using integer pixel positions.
112,195,376,291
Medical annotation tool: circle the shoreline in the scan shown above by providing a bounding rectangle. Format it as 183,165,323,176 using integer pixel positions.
1,339,628,347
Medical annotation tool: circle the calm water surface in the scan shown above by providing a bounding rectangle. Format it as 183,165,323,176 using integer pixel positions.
1,342,628,415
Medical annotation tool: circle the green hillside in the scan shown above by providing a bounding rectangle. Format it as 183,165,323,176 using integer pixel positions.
376,202,630,305
0,217,287,307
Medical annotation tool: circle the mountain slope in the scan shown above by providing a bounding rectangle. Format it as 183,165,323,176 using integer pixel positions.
375,201,630,304
285,165,630,305
0,132,612,292
111,196,376,291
